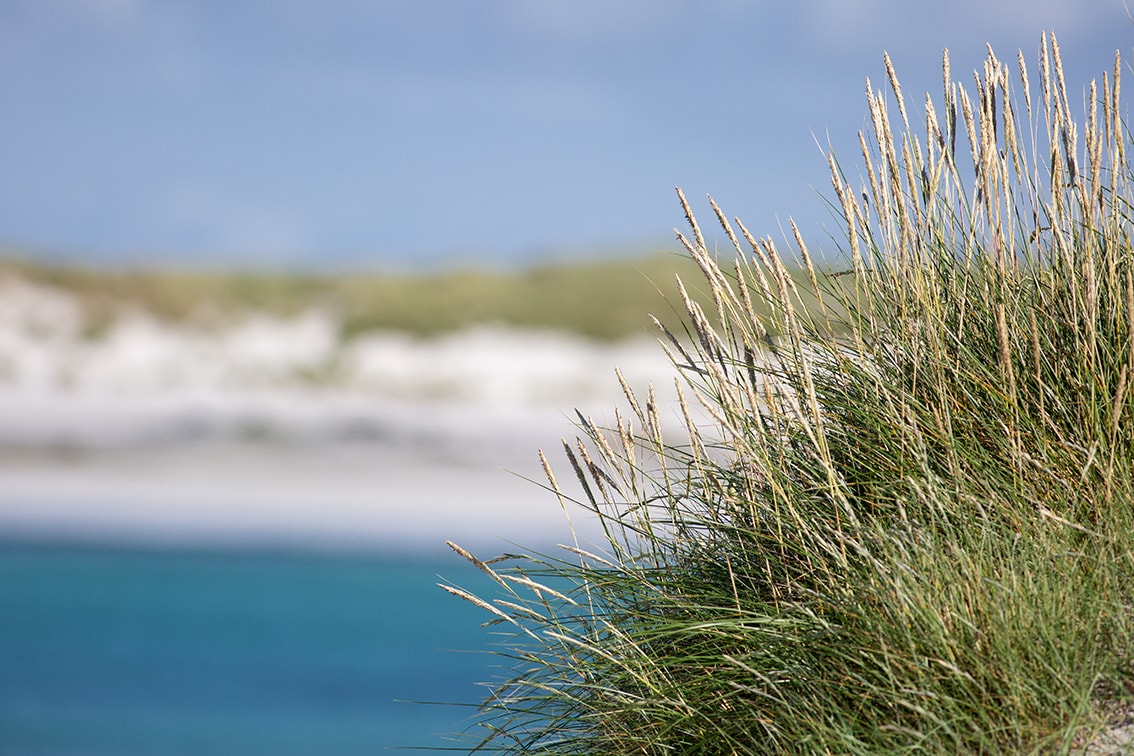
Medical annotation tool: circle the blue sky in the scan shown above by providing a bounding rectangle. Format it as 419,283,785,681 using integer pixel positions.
1,1,1130,270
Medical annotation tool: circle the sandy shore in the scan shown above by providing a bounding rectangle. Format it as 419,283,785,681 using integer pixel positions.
0,386,639,556
0,436,604,557
0,274,695,555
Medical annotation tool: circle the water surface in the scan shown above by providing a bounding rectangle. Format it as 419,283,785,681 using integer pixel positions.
0,539,501,754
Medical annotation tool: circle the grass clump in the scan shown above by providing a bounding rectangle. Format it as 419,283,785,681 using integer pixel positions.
442,33,1134,754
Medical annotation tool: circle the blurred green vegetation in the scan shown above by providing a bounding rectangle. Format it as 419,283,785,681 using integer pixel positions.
0,253,738,341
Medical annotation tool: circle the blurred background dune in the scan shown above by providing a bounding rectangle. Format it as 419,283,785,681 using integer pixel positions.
0,257,695,551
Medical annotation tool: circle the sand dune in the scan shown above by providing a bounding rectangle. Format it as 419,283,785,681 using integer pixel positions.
0,275,681,553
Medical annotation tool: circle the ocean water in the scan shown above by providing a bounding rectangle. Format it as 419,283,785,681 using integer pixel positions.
0,294,670,753
0,538,505,754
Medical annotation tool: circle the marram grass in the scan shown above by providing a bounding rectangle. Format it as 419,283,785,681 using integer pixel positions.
443,33,1134,754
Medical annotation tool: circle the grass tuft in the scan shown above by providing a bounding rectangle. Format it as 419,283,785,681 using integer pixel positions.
443,33,1134,754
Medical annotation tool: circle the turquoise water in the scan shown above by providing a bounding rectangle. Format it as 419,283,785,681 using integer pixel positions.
0,539,502,754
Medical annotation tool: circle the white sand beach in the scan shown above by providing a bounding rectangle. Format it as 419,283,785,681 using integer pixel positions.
0,275,683,555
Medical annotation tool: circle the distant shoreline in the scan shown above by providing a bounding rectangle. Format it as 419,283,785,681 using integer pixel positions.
0,271,680,555
0,252,710,342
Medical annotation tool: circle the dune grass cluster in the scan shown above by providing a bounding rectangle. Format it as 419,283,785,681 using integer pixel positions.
442,33,1134,753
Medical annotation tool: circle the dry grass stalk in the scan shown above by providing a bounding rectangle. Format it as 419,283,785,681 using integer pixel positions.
444,32,1134,754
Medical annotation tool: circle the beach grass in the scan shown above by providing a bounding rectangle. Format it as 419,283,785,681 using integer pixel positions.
442,33,1134,754
0,253,740,342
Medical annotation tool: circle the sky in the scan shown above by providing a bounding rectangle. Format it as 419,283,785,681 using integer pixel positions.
1,0,1131,270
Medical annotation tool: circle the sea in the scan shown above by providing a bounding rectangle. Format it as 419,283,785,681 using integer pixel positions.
0,307,676,754
0,414,596,755
0,403,616,755
0,537,505,754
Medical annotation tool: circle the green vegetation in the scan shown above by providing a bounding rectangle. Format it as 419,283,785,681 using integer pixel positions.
443,34,1134,753
0,254,731,342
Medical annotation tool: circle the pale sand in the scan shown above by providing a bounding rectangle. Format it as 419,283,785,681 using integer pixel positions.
0,275,699,556
0,442,603,557
0,387,616,558
0,276,685,555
